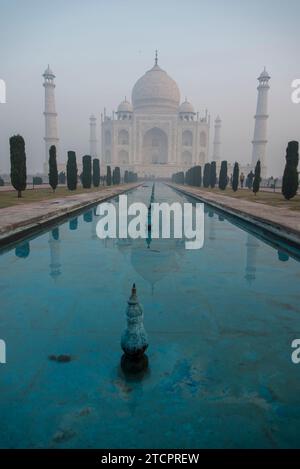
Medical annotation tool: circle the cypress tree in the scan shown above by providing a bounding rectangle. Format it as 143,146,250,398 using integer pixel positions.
92,158,100,187
253,160,261,195
82,155,92,188
210,161,217,188
124,170,129,183
282,141,299,200
194,165,202,187
232,162,239,192
219,160,228,190
106,165,112,186
32,176,43,186
185,169,192,185
49,145,58,192
58,171,66,184
172,171,185,184
114,166,121,185
203,163,211,188
185,168,190,185
246,170,254,189
10,134,27,198
66,151,78,191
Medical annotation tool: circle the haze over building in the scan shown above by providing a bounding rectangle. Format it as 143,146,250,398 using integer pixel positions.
1,1,299,177
101,52,210,178
42,55,270,179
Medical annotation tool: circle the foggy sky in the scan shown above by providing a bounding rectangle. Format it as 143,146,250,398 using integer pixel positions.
0,0,299,176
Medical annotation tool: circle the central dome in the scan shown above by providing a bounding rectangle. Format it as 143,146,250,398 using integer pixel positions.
132,63,180,113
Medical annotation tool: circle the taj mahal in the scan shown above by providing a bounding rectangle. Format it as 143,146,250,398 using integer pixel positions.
100,52,210,178
43,52,270,178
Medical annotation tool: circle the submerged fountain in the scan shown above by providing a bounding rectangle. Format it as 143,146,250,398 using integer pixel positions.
121,284,149,374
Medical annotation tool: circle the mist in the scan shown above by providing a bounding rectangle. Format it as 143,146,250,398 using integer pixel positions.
0,0,299,177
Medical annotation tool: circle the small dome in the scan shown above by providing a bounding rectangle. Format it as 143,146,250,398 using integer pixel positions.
179,99,195,114
258,67,270,80
215,115,221,122
117,99,133,113
43,64,55,78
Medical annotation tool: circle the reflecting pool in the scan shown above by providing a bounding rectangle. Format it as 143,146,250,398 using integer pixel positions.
0,183,300,448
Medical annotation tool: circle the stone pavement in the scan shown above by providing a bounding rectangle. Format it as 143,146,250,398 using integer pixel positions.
168,183,300,246
0,183,140,246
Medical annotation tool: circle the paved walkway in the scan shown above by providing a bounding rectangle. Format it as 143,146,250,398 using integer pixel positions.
0,183,140,245
168,183,300,245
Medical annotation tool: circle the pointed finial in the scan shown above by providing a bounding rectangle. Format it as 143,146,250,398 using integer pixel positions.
155,49,158,66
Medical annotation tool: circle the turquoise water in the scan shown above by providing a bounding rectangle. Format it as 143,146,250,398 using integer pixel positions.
1,183,300,449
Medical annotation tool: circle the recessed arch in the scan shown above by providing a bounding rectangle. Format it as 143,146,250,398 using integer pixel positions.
118,129,129,145
118,150,129,164
105,130,111,146
200,131,207,147
142,127,168,164
105,150,111,163
182,130,193,147
182,151,192,165
199,151,205,164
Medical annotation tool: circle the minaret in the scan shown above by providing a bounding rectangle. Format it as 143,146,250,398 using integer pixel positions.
212,115,222,161
251,68,270,178
89,115,97,159
43,65,59,174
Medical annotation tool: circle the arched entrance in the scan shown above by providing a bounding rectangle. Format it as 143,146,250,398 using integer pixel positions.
142,127,168,164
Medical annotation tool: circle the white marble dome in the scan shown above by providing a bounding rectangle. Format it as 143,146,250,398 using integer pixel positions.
179,99,195,114
117,99,133,113
132,63,180,113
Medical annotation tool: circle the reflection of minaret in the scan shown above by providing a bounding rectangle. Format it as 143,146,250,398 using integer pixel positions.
43,65,59,174
251,68,270,178
212,116,221,161
245,233,259,284
89,115,97,159
208,210,216,241
49,228,61,279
